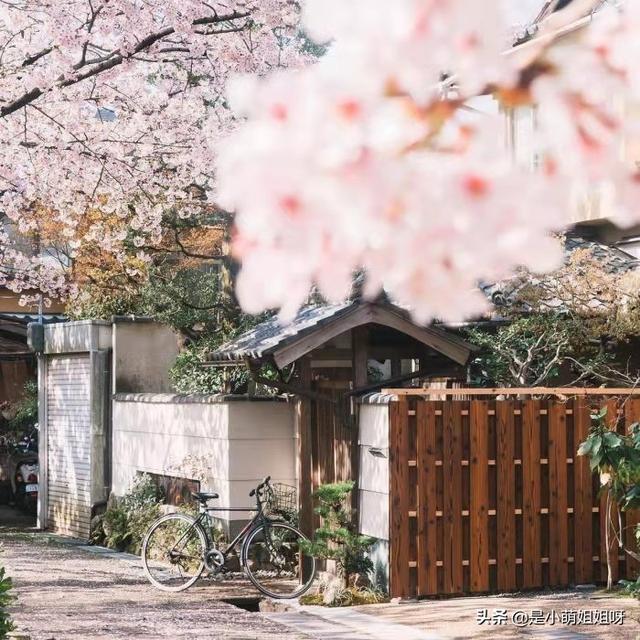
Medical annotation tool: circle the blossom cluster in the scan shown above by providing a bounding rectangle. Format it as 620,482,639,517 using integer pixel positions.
218,0,640,322
0,0,304,301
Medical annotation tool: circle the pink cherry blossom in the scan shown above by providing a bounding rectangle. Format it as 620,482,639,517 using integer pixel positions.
0,1,306,301
3,0,640,325
217,0,640,323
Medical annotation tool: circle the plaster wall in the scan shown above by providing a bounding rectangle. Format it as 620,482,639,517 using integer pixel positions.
112,394,297,525
112,321,180,393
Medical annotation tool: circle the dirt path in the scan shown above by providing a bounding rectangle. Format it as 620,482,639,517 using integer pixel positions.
1,533,311,640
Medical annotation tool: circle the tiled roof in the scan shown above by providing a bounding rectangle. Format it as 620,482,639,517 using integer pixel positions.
208,301,354,362
481,235,637,310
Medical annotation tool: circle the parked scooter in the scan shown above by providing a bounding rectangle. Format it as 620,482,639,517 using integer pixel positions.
11,427,39,514
14,460,38,513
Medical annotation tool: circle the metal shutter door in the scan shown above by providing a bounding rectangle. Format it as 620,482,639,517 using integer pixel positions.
46,355,92,538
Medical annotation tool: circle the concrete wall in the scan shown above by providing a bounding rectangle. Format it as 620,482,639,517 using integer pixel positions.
112,394,297,529
112,319,180,393
43,320,111,355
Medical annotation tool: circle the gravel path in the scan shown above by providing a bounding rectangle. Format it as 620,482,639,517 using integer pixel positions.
1,533,311,640
4,513,639,640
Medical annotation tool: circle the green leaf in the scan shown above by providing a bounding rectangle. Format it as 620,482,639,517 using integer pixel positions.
577,439,593,457
603,431,623,448
590,454,603,472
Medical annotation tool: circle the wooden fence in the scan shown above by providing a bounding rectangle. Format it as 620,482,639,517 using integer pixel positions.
389,395,640,598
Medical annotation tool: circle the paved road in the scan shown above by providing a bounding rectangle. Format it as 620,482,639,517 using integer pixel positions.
1,533,310,640
353,591,640,639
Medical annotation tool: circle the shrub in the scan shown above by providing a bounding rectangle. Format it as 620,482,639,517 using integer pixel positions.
169,335,250,394
620,575,640,597
0,564,14,639
577,408,640,590
300,481,374,590
299,583,386,607
101,506,132,551
91,475,162,554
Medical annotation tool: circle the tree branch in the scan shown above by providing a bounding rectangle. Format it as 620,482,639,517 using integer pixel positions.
0,10,252,119
21,47,53,67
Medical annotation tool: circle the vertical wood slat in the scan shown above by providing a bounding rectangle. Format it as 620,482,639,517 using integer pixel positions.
417,401,438,595
391,395,640,598
329,391,339,482
522,399,542,588
470,401,489,592
496,401,516,591
625,399,640,580
601,399,620,585
548,401,569,586
574,398,594,584
389,399,411,598
442,401,464,593
317,400,327,485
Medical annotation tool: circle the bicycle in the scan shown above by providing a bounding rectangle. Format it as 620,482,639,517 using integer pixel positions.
141,476,316,599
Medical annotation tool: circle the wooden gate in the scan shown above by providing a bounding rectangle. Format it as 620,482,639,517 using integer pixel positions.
310,382,358,511
389,396,640,598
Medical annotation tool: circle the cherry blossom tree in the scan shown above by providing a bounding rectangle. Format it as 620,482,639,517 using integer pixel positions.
0,0,305,304
217,0,640,322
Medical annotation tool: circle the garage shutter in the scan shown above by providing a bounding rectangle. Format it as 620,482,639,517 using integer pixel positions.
46,355,92,538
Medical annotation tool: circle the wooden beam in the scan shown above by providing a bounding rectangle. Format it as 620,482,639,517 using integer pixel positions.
352,325,369,390
346,368,433,397
383,387,640,397
252,375,336,403
310,360,352,369
310,346,427,360
307,348,352,360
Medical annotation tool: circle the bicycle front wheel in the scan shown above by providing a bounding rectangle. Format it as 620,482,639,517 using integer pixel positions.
242,522,316,599
141,513,206,592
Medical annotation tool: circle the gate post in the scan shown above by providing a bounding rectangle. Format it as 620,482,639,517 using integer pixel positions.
296,356,313,539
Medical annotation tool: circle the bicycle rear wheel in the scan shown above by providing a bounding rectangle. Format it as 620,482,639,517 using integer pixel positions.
242,522,316,599
141,513,206,592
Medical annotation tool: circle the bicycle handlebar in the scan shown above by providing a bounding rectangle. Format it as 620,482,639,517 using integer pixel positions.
249,475,271,498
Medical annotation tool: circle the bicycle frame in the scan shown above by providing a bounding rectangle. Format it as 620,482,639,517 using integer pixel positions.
186,501,271,564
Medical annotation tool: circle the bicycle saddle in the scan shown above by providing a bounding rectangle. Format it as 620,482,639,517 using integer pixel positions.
191,491,219,503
